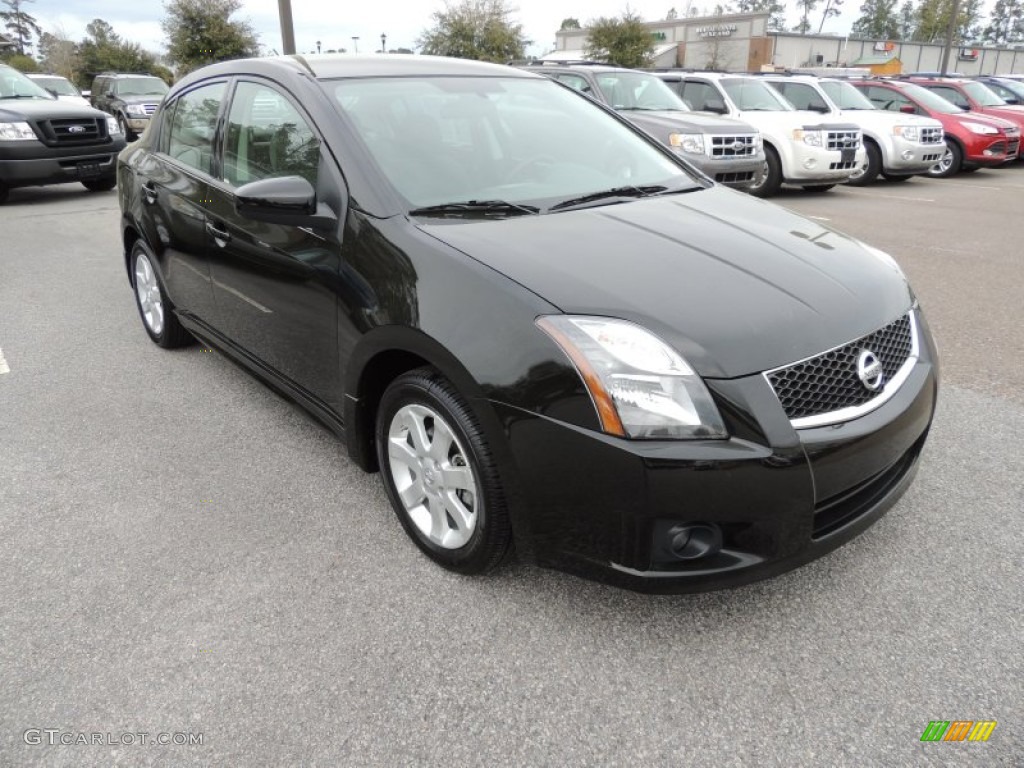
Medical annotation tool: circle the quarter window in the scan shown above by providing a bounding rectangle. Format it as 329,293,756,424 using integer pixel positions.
222,82,320,187
165,82,226,175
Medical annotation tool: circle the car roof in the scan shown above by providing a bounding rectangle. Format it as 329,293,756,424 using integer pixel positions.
181,54,542,85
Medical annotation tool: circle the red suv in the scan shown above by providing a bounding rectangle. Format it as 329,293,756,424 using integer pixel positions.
853,79,1019,177
908,77,1024,146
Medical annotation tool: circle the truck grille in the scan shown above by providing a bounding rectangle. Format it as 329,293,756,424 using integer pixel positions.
710,135,757,158
43,118,105,145
138,102,160,116
765,312,916,425
826,130,860,151
920,126,943,144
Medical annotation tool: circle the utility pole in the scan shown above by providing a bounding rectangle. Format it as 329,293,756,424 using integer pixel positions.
939,0,963,75
352,36,360,53
278,0,296,55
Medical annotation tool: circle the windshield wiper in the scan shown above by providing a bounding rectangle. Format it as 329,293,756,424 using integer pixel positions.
548,185,672,212
409,199,540,218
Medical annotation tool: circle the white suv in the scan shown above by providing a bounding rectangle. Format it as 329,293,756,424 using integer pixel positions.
761,75,946,185
658,72,864,197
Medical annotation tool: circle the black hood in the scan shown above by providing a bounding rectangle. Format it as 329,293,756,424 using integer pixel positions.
0,97,111,121
419,187,913,379
621,109,758,138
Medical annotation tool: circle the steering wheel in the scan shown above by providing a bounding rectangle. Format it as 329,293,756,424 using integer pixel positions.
505,155,557,183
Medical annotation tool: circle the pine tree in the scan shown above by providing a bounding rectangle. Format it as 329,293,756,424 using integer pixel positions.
0,0,41,55
852,0,900,38
984,0,1024,44
735,0,787,31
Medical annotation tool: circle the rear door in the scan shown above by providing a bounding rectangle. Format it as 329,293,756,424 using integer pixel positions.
134,80,227,325
204,79,344,408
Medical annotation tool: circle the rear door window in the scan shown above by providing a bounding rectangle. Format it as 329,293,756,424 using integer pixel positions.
164,82,227,176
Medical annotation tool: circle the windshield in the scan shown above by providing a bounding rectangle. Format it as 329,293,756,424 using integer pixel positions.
990,78,1024,100
961,81,1007,107
0,66,52,99
31,76,80,96
900,82,964,113
330,76,699,210
594,71,689,111
116,77,169,97
820,81,876,110
722,78,793,111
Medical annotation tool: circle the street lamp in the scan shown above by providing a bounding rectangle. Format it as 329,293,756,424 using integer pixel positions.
380,33,387,53
351,36,359,54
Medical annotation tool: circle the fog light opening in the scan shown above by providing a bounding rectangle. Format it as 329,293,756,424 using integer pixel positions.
668,524,722,560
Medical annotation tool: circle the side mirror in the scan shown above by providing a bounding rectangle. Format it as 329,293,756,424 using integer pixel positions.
704,98,728,114
899,104,916,114
811,103,831,113
235,176,338,230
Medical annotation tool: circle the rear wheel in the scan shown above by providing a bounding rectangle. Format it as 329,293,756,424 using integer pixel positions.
747,145,781,198
376,368,512,574
131,241,192,348
927,140,962,178
82,177,116,192
846,140,881,186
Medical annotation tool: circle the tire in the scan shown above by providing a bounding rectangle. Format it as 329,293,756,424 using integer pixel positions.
881,173,912,182
376,367,512,574
802,185,835,192
118,114,134,141
130,240,192,348
845,140,881,186
82,177,116,192
747,145,782,198
926,140,962,178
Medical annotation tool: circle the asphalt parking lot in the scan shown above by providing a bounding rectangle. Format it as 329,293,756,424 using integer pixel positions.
1,168,1022,766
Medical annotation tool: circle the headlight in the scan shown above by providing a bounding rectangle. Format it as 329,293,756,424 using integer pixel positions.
669,133,705,155
793,128,822,147
962,121,998,135
0,121,37,141
106,116,120,135
125,104,148,117
895,125,920,141
536,316,727,440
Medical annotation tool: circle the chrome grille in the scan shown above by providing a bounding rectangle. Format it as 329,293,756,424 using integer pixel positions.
766,313,916,425
140,102,160,116
920,126,943,144
826,130,860,151
710,134,757,158
43,118,104,144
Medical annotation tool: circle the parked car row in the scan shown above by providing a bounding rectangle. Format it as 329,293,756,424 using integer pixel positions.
523,63,1024,194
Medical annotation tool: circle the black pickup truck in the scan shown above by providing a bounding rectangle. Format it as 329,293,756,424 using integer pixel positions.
1,63,126,203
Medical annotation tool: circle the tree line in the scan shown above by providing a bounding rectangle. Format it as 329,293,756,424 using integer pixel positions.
0,0,258,86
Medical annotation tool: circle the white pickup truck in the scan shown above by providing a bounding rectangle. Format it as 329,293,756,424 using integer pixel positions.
759,75,946,185
657,71,865,197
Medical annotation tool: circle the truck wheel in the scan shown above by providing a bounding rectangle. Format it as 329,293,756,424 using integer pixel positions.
747,146,781,198
846,141,881,186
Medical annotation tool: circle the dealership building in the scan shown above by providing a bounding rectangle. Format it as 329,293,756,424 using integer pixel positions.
550,13,1024,75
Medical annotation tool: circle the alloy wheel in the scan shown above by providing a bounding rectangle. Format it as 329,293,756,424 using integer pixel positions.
134,252,164,336
387,403,479,550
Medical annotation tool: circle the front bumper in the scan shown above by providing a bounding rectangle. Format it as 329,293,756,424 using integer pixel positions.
494,308,938,593
885,136,946,173
784,143,864,183
963,135,1014,165
0,140,124,188
691,153,766,189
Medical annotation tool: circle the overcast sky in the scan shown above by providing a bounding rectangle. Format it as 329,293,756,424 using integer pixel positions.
25,0,985,59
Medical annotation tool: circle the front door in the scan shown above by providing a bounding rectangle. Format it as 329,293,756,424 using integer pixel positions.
204,80,342,408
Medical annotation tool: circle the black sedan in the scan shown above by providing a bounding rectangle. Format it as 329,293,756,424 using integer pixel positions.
117,55,938,593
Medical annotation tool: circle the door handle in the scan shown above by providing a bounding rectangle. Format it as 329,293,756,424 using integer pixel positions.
205,221,232,245
141,182,157,204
